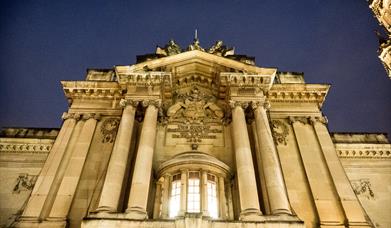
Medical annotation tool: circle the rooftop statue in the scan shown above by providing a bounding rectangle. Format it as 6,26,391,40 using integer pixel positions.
208,40,235,56
156,39,182,56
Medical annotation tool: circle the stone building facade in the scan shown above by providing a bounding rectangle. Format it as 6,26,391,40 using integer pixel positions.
0,40,390,228
369,0,391,78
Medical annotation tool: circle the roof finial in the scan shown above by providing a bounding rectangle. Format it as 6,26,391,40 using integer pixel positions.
195,29,198,40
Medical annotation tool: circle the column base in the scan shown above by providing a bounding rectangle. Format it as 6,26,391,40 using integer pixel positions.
93,206,117,215
271,208,293,215
125,206,148,219
239,208,263,221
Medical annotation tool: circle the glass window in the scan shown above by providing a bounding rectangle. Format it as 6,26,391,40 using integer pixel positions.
187,172,200,213
207,174,218,218
169,174,181,218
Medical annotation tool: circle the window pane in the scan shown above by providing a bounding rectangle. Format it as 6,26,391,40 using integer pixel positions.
207,179,218,218
187,175,200,213
169,179,181,218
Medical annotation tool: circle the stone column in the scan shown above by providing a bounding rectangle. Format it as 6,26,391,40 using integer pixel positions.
48,113,99,220
230,101,262,221
179,169,188,217
161,174,171,218
218,176,228,219
311,117,369,226
126,101,159,219
201,170,209,217
252,101,292,215
20,113,79,220
96,100,137,213
153,179,163,219
290,117,345,226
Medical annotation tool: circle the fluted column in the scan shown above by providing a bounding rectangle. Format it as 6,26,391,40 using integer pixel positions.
20,113,79,221
160,174,171,218
48,113,100,220
230,101,262,221
126,101,160,219
96,99,138,213
252,101,292,215
153,179,163,219
218,176,228,219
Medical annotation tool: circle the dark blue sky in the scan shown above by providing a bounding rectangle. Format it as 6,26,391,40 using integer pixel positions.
0,0,390,134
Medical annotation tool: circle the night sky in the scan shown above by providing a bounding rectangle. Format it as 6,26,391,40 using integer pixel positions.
0,0,390,135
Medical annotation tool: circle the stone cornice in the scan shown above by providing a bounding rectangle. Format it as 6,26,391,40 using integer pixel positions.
220,72,275,92
335,143,391,160
0,138,54,154
116,71,171,87
266,84,330,107
61,81,122,99
121,50,277,75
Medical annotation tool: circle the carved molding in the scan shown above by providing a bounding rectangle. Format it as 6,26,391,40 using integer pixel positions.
0,142,52,153
62,112,81,120
61,81,122,99
335,144,391,160
13,173,38,194
351,179,375,200
288,116,310,125
270,120,289,145
117,71,171,87
100,118,120,143
250,100,270,110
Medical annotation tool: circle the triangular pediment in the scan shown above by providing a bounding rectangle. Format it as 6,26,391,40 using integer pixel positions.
116,50,276,78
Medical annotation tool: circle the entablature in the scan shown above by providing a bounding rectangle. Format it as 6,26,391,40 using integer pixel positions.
266,84,330,107
61,81,122,99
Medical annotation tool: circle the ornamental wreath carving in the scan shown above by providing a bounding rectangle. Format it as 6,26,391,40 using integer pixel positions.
271,120,289,145
100,118,120,143
13,173,37,194
351,179,375,200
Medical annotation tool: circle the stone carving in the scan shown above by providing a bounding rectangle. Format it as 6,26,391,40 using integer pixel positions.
271,120,289,145
167,87,224,123
351,179,375,199
208,40,234,56
187,38,205,51
288,116,310,125
156,39,182,56
13,174,37,194
167,124,222,143
100,118,120,143
62,112,81,120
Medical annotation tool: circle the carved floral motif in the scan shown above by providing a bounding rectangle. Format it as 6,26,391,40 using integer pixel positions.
351,179,375,200
100,118,120,143
271,120,289,145
13,174,37,194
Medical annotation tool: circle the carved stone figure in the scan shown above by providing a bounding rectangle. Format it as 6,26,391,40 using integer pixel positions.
13,174,37,194
156,39,182,56
208,40,234,56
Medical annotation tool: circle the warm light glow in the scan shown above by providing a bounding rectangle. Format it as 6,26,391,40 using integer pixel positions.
187,172,200,213
207,174,218,218
169,175,181,218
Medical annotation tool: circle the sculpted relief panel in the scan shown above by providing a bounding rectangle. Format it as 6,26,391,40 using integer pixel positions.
165,87,224,146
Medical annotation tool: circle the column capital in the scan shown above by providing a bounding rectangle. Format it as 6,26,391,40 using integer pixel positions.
309,116,328,125
141,99,162,108
228,100,249,109
62,112,81,121
250,100,270,110
82,113,101,121
288,116,310,125
119,98,139,108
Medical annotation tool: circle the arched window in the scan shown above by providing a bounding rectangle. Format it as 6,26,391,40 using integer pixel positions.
155,152,232,220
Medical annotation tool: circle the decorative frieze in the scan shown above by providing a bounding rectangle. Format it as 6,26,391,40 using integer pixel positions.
0,142,52,153
220,72,274,92
13,173,38,194
351,179,375,200
335,143,391,159
117,71,171,87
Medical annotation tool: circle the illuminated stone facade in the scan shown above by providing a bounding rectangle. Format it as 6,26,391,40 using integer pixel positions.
1,40,390,228
369,0,391,78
